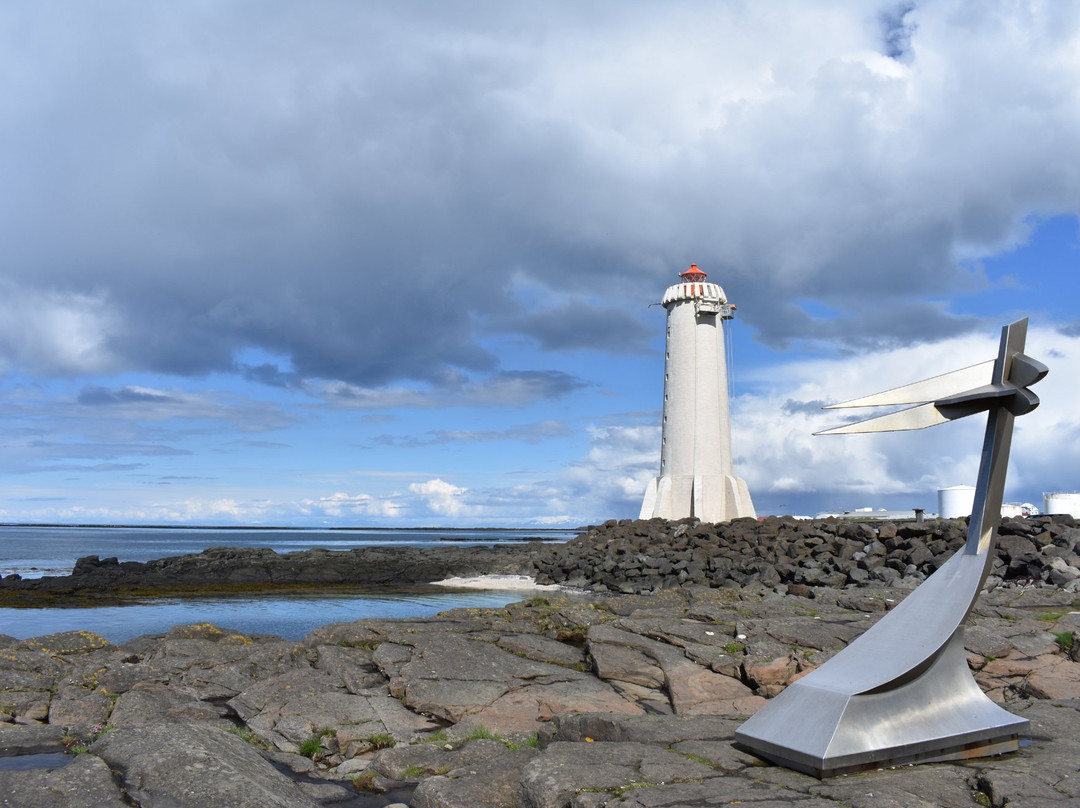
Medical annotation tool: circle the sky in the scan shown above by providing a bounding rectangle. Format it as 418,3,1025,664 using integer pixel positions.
2,1,1080,527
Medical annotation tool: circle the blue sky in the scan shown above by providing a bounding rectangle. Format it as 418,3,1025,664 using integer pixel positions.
2,1,1080,526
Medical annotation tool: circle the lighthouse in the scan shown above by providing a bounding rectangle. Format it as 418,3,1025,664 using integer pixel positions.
639,265,756,522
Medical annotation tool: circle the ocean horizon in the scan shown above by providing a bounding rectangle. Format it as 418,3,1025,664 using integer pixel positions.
0,524,577,643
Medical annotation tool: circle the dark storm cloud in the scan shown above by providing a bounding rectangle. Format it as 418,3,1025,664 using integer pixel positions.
742,298,984,353
486,303,654,354
2,2,1080,391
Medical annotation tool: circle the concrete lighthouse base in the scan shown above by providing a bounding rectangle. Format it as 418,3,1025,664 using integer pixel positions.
639,473,756,523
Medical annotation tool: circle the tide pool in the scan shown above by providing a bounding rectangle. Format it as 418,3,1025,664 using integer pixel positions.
0,588,534,644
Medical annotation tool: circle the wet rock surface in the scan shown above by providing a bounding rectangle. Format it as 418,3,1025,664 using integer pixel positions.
0,518,1078,806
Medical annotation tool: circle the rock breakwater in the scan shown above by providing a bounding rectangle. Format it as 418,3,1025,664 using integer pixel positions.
532,515,1080,595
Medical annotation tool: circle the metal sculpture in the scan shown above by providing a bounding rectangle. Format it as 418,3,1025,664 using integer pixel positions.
734,318,1047,778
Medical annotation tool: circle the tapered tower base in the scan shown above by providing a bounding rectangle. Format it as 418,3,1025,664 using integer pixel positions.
639,473,755,523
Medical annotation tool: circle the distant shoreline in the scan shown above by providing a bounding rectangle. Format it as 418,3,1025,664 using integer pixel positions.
0,522,582,532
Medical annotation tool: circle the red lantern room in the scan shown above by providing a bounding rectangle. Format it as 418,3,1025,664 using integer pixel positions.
680,264,707,283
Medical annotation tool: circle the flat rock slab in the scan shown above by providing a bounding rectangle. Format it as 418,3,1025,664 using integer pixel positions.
391,632,639,732
496,633,587,668
109,680,232,727
372,737,510,780
0,753,128,808
91,723,323,808
0,723,67,755
411,747,540,808
548,713,748,746
519,741,718,808
466,677,644,736
586,779,844,808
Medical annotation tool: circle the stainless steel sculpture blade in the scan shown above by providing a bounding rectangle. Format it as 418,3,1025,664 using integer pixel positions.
823,359,994,409
734,318,1045,778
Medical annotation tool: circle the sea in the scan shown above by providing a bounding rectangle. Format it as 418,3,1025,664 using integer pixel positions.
0,525,577,644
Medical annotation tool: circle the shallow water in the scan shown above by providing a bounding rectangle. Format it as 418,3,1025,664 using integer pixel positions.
0,753,71,771
0,524,574,642
0,588,535,643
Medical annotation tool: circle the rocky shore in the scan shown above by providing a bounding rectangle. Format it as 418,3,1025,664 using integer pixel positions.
0,544,541,605
1,516,1078,807
5,515,1078,607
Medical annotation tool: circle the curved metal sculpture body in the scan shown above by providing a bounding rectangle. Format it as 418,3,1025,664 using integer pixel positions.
734,319,1048,778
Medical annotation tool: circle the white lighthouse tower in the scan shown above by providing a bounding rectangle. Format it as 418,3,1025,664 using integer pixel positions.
639,265,756,522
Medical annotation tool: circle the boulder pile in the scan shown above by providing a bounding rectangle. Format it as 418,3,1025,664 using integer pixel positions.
532,515,1080,595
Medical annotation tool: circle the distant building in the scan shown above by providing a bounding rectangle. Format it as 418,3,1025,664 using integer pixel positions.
938,485,976,519
819,496,1042,521
815,507,929,522
1001,502,1040,518
1043,491,1080,517
639,265,755,522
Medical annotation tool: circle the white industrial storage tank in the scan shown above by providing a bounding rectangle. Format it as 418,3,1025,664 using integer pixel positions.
1042,491,1080,517
938,485,976,519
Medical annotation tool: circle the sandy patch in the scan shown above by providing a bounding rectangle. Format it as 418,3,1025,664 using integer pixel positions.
430,574,563,592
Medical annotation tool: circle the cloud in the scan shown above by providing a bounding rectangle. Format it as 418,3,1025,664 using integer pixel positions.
4,437,188,475
77,386,176,406
734,324,1080,513
371,419,571,448
557,423,662,521
408,478,472,517
0,282,120,375
2,1,1078,396
2,3,1080,527
298,492,402,519
73,385,299,432
0,384,298,474
485,301,655,354
315,370,589,410
746,299,986,353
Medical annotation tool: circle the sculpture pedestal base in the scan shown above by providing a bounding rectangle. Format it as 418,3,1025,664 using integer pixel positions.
734,628,1027,778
